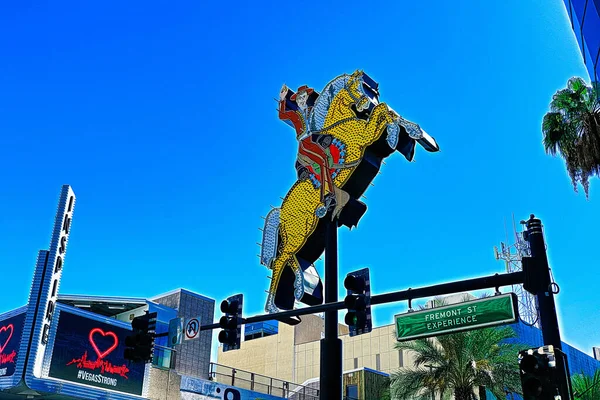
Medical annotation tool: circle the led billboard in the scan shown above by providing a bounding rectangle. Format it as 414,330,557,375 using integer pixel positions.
0,313,25,379
48,312,145,396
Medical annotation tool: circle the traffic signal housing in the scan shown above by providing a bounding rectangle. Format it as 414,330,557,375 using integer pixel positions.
518,345,559,400
521,256,547,295
344,268,372,337
124,311,157,363
218,294,243,352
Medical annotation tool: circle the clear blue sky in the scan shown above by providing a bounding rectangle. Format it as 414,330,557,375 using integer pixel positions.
1,0,598,359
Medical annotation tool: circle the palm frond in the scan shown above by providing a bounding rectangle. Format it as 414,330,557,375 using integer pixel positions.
542,77,600,196
395,338,447,368
390,368,437,400
571,369,600,400
542,112,571,156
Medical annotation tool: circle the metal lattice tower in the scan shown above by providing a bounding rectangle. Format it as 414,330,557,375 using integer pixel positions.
494,216,540,327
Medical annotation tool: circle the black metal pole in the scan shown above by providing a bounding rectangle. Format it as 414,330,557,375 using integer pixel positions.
525,215,572,399
320,219,342,400
194,271,525,332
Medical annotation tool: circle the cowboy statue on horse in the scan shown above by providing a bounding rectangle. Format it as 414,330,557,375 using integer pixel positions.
261,70,440,316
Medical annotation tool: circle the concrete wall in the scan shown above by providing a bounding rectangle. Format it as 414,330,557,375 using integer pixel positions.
218,313,412,385
217,314,349,384
147,367,182,400
295,323,414,384
294,314,349,345
217,319,295,382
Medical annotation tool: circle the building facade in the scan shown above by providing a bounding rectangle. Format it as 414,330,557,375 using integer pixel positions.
217,314,408,386
563,0,600,82
151,289,215,379
218,314,349,384
218,295,600,399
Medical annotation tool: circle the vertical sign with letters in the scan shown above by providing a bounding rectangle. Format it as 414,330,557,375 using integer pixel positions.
22,185,76,380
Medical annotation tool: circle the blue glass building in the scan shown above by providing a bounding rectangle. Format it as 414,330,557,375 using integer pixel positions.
563,0,600,82
244,320,279,341
501,321,600,399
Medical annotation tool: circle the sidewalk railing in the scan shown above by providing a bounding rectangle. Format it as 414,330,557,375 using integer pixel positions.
209,362,319,400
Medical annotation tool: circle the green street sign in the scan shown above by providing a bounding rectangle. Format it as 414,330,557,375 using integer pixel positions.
395,293,519,342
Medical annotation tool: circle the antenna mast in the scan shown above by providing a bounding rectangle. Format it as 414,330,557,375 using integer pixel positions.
493,214,539,327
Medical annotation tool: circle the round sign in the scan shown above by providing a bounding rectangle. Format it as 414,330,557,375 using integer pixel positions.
185,318,200,340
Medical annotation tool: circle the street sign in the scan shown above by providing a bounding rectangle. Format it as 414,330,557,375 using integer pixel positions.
168,317,183,347
184,317,201,341
395,293,519,342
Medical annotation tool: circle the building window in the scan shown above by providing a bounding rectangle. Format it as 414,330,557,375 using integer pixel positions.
353,357,358,369
399,350,404,367
375,353,381,371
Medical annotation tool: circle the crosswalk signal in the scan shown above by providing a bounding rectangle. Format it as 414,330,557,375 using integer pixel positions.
218,294,243,352
124,311,157,363
344,268,372,337
519,345,560,400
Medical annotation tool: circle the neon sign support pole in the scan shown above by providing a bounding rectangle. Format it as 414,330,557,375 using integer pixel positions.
320,219,342,400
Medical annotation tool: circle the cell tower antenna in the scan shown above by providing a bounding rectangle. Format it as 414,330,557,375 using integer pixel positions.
495,214,539,327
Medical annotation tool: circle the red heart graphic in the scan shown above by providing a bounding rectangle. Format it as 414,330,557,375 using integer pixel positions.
0,324,13,354
89,328,118,359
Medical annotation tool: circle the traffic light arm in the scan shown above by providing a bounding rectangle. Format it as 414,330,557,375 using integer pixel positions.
199,271,524,331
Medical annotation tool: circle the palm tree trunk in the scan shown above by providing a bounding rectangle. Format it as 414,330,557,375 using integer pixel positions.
454,386,473,400
478,385,487,400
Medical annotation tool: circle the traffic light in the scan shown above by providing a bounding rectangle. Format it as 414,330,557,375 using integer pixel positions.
521,256,546,295
218,294,243,352
518,345,560,400
124,311,157,363
344,268,372,337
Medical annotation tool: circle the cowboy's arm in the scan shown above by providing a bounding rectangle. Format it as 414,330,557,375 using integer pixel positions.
278,98,297,121
279,99,306,137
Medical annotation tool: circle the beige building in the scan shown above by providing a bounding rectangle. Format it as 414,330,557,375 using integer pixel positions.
217,314,415,385
217,293,478,386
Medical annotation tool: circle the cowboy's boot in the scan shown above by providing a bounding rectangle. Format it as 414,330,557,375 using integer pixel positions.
331,185,350,221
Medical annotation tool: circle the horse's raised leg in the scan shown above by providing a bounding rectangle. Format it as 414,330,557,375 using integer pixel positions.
363,103,395,145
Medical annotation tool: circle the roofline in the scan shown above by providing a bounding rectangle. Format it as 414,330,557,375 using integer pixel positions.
150,288,215,303
343,367,390,377
0,305,27,320
58,294,148,305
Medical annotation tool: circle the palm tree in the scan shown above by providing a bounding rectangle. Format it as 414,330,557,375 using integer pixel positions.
389,325,523,400
572,369,600,399
542,77,600,197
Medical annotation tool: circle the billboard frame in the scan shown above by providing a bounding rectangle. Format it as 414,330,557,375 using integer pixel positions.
0,306,27,390
24,303,150,400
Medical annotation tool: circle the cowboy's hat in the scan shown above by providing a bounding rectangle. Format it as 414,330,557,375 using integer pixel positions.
290,85,314,101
